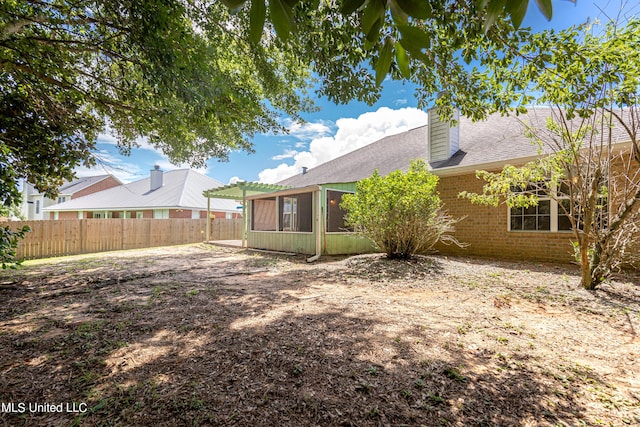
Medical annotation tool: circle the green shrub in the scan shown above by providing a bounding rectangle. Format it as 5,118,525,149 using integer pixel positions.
1,224,30,269
341,160,461,259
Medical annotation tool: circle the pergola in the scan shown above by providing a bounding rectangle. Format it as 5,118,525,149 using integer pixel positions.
203,181,291,247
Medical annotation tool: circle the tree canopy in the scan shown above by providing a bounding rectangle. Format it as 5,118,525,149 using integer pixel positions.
1,0,570,208
1,0,314,206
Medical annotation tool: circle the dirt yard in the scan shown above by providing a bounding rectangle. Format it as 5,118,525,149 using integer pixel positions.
0,244,638,426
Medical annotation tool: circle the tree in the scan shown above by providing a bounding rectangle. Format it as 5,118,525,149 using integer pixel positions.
1,0,572,207
341,160,461,259
1,0,314,207
223,0,572,120
460,20,640,290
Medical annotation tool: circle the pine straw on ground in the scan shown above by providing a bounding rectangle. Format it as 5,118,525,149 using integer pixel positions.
0,244,638,426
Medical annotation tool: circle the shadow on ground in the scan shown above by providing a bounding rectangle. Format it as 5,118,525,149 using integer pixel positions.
0,247,637,426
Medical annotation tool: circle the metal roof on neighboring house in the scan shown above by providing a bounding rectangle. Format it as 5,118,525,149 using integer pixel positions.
44,169,239,212
278,108,633,187
58,175,121,195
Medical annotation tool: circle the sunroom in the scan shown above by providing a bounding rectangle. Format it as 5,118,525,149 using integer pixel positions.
246,183,375,257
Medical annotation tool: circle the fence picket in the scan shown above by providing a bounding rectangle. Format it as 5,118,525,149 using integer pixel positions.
2,218,241,260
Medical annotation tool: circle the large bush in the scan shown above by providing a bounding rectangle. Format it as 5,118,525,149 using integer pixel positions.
341,160,461,259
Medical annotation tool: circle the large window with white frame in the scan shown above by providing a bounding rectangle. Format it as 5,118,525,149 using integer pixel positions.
509,182,608,232
153,209,169,219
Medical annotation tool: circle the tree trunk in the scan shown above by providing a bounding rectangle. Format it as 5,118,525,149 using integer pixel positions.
579,245,596,290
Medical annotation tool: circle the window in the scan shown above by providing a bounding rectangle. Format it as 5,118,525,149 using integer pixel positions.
57,196,67,203
78,211,83,219
136,212,144,219
92,211,112,219
192,210,201,219
225,212,232,219
509,184,551,231
282,197,297,231
153,209,169,219
326,190,353,232
35,200,40,214
557,182,608,231
509,181,608,232
122,211,131,219
278,193,313,232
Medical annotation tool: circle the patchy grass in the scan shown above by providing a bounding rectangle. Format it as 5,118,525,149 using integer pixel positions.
0,244,639,426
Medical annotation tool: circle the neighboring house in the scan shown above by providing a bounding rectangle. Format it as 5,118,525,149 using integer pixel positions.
20,175,122,220
44,167,241,220
205,107,637,263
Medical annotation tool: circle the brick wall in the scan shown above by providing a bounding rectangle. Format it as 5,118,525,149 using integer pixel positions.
72,176,121,199
170,209,192,219
434,172,577,263
58,211,78,220
434,148,640,265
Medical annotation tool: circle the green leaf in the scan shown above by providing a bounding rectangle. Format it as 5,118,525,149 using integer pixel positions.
506,0,528,29
397,24,430,52
365,17,383,43
340,0,367,15
362,0,385,36
483,0,506,34
250,0,266,44
269,0,296,41
535,0,552,20
392,0,431,20
375,38,394,86
221,0,248,10
389,0,408,24
395,41,410,78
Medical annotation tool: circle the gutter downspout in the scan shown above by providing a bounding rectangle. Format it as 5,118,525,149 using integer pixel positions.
306,187,322,263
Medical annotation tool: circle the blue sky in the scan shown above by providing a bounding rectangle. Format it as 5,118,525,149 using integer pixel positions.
80,0,636,186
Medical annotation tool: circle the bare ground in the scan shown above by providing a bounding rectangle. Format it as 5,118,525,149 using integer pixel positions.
0,243,639,426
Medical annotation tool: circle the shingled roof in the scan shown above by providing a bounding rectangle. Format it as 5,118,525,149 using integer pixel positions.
278,108,632,187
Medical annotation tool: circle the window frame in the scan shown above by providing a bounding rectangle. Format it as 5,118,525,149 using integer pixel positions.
508,181,608,233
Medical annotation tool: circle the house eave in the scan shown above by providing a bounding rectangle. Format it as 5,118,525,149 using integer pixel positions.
431,140,635,177
246,185,322,200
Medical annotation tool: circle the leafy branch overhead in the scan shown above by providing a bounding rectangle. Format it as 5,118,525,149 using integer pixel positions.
1,0,314,207
222,0,563,88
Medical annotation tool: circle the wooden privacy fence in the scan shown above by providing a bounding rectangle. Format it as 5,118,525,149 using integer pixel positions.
5,218,242,260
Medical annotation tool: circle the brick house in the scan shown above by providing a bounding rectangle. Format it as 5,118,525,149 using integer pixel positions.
207,107,638,263
44,167,241,220
21,175,122,220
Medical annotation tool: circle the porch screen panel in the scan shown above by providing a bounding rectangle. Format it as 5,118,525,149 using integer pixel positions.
278,192,313,232
252,198,277,231
326,190,353,232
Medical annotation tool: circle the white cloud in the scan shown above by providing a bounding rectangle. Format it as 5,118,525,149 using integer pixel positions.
228,176,242,185
271,149,298,160
283,119,333,140
394,98,408,106
258,107,429,183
